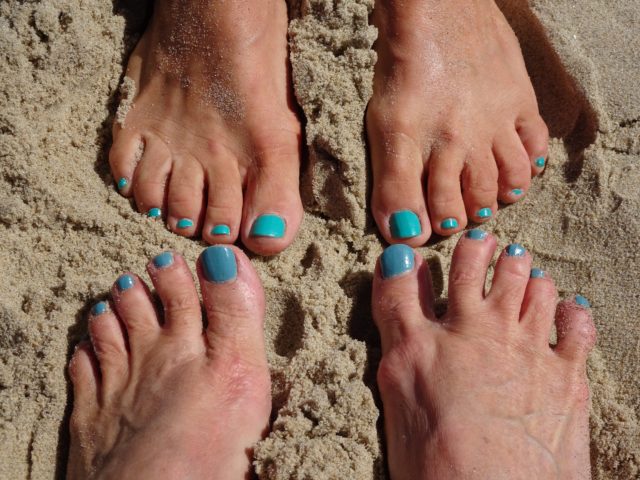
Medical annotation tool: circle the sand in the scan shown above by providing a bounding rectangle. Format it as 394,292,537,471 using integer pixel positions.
0,0,638,478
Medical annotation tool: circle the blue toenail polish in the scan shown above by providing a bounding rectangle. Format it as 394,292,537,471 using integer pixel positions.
116,274,135,291
389,210,422,239
201,246,237,283
117,177,128,190
506,243,526,257
530,268,545,278
250,214,286,238
476,208,493,219
211,224,231,236
535,157,546,168
381,244,415,279
575,295,590,308
441,217,459,230
153,251,174,269
466,229,487,240
91,301,108,316
511,188,524,196
176,218,193,229
147,208,161,218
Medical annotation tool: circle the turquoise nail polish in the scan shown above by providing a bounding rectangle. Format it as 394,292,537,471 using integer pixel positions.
441,217,459,230
91,301,108,316
530,268,545,278
511,188,524,196
201,246,237,283
575,295,590,308
116,274,135,291
250,214,286,238
506,243,526,257
117,177,128,190
177,218,193,229
147,208,161,218
211,224,231,236
476,208,493,219
380,244,414,279
466,229,487,240
389,210,422,239
153,252,174,269
535,157,546,168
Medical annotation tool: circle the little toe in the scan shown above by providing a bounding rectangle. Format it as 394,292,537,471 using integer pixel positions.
109,131,144,197
493,130,531,203
202,160,243,245
519,268,558,344
372,244,436,354
427,148,467,236
461,153,499,223
486,243,533,319
132,140,172,218
147,252,203,338
517,114,549,176
554,296,597,363
167,160,205,237
68,341,100,410
110,273,161,347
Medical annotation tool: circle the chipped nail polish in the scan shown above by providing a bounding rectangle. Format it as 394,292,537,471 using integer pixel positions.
530,268,545,279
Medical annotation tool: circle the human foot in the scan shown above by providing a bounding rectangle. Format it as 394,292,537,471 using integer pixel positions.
67,246,271,478
372,234,595,479
110,0,302,255
367,0,549,245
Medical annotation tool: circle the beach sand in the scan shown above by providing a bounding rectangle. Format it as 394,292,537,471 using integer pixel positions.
0,0,638,478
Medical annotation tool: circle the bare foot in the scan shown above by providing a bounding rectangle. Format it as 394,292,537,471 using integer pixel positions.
110,0,302,255
367,0,550,244
372,233,595,479
66,246,271,478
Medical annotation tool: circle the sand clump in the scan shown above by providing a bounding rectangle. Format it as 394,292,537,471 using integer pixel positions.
0,0,639,479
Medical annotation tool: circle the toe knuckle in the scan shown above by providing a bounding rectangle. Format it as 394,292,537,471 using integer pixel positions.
164,292,199,318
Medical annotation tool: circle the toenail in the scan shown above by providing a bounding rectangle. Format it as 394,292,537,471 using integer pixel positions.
176,218,194,229
530,268,545,278
250,214,286,238
476,208,493,219
153,251,174,269
381,244,414,279
201,246,237,283
389,210,422,239
505,243,526,257
116,274,135,291
211,224,231,236
147,208,161,218
534,157,546,168
466,229,487,240
575,295,590,308
440,218,459,230
91,301,108,316
117,177,128,190
511,188,524,197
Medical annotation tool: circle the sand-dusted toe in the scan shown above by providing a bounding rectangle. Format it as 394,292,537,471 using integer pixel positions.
555,297,597,362
519,268,558,344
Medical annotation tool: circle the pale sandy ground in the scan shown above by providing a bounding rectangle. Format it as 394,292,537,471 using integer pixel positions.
0,0,638,478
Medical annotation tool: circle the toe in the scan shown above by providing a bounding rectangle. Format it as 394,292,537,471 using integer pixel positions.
427,148,467,236
517,114,549,176
486,243,532,319
110,273,160,347
202,158,243,245
461,152,499,223
519,268,558,344
167,159,205,237
109,131,144,197
68,341,99,409
132,139,172,218
197,245,267,364
372,244,436,354
493,130,531,203
147,252,203,338
554,296,596,363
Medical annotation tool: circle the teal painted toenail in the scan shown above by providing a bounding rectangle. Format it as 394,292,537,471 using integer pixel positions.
147,208,161,218
176,218,193,229
389,210,422,239
506,243,526,257
466,229,487,240
381,244,414,279
250,214,285,238
511,188,524,196
476,208,493,219
575,295,590,308
530,268,545,278
153,252,173,269
211,224,231,236
202,246,237,283
441,218,459,230
91,301,108,316
117,177,128,190
535,157,546,168
116,274,135,291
